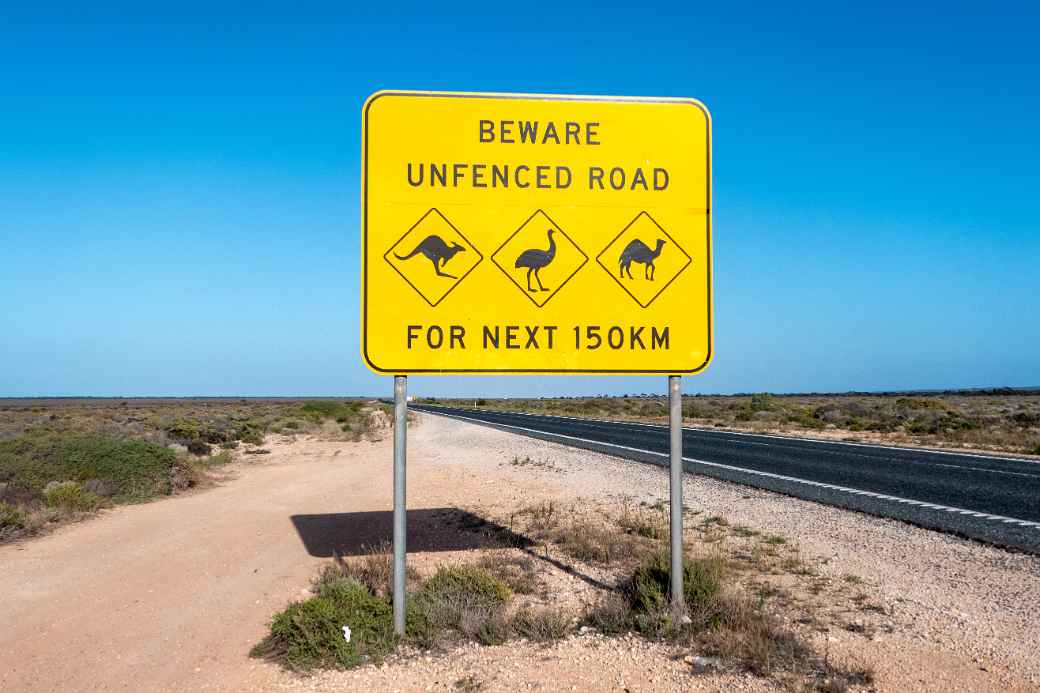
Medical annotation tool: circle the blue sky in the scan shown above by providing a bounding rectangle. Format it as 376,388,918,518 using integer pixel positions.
1,3,1038,397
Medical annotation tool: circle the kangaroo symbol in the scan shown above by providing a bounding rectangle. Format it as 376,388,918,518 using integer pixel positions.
514,229,556,292
619,238,666,280
394,235,466,278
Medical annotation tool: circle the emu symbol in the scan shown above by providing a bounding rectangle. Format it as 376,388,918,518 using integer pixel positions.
394,235,466,279
619,238,666,280
514,229,556,292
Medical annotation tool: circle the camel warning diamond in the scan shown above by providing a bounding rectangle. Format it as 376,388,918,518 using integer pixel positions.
384,208,482,307
490,210,588,308
596,211,692,308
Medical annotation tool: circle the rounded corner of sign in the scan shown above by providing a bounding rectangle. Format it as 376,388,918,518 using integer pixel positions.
362,90,396,116
677,98,712,125
360,347,393,375
686,350,714,375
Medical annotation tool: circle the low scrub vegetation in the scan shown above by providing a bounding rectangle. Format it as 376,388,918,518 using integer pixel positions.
0,397,379,448
1,432,179,502
251,577,397,670
254,560,552,670
437,391,1040,455
254,502,876,690
407,566,514,646
0,430,221,541
0,398,381,542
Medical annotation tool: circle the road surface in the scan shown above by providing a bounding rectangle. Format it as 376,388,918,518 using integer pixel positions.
413,405,1040,553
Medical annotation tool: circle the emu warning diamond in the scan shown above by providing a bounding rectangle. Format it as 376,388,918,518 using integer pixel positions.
490,210,588,308
362,90,713,374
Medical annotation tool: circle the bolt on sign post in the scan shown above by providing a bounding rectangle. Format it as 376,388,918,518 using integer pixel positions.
361,91,713,632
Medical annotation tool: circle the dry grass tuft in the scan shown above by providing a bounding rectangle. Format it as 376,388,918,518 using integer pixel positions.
476,551,539,594
317,541,420,599
511,607,572,642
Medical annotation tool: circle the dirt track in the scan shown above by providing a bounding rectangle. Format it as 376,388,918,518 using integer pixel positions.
0,435,398,692
2,414,1039,692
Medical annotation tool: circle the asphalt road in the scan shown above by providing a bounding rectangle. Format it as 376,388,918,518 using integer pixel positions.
412,405,1040,553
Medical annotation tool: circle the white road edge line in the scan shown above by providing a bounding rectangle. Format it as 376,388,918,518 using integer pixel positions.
429,410,1040,531
436,407,1040,466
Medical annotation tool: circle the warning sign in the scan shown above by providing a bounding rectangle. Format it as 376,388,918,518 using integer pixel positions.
361,90,712,374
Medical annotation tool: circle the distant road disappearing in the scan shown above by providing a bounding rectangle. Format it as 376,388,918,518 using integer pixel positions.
414,405,1040,553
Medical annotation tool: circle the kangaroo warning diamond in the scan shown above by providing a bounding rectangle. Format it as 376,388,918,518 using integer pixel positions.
361,90,712,374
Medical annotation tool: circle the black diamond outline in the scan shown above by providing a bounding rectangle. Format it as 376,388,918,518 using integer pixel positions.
490,209,589,308
595,211,692,308
383,208,483,308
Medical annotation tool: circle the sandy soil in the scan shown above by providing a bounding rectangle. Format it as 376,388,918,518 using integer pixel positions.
2,414,1038,692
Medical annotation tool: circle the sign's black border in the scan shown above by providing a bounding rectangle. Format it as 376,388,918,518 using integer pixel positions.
361,90,712,375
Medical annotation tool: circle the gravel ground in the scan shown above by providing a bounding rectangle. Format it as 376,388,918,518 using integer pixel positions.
6,411,1034,692
272,413,1040,692
277,635,776,693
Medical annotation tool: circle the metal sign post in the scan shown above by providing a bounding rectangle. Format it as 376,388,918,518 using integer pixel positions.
668,375,684,612
393,375,407,635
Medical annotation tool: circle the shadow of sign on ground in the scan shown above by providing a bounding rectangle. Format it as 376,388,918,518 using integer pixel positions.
291,507,613,590
291,507,532,558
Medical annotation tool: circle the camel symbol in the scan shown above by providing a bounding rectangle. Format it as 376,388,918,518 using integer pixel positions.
514,229,556,292
394,235,466,279
619,238,666,280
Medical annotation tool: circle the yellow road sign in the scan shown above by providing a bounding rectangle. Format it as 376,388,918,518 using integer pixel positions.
361,90,712,374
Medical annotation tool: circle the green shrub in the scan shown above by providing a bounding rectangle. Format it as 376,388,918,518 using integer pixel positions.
251,577,396,671
235,421,266,445
163,419,205,442
186,440,212,456
1011,412,1040,426
0,501,26,530
164,417,268,447
473,612,511,645
417,566,511,611
748,393,776,412
0,434,177,502
299,401,363,422
895,397,946,411
629,551,724,615
408,566,511,639
682,401,710,419
511,607,571,641
43,481,103,511
207,450,233,466
586,592,632,634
